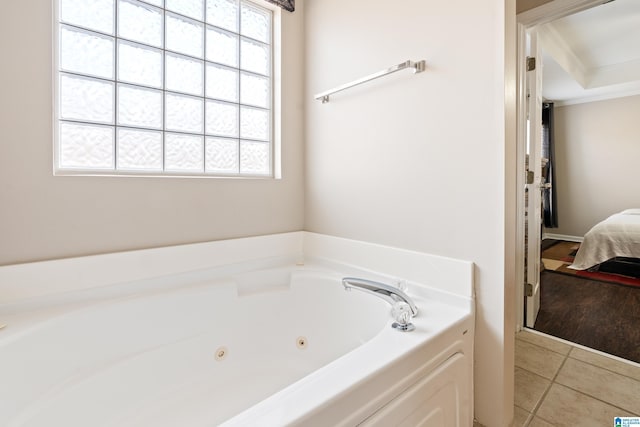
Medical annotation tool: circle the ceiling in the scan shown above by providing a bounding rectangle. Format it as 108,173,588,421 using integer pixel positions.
539,0,640,105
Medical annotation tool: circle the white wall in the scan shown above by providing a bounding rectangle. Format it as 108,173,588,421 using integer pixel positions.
551,95,640,237
304,1,515,426
0,1,517,424
0,0,305,266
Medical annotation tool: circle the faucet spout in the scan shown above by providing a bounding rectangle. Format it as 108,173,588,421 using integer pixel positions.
342,277,418,317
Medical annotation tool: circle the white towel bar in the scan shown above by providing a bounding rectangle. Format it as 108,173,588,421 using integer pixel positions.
314,59,426,103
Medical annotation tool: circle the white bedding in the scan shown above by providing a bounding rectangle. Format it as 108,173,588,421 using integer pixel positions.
569,209,640,270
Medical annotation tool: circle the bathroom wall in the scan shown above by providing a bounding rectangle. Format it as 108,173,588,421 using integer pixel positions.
304,1,516,426
549,95,640,237
0,1,517,425
0,0,305,265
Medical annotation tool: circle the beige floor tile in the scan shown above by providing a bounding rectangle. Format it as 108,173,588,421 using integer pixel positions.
513,405,532,427
517,330,572,355
569,347,640,382
536,384,635,426
555,357,640,414
515,339,566,379
528,417,555,427
515,367,551,412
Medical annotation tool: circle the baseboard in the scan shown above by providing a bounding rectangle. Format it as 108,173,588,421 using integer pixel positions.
542,233,583,243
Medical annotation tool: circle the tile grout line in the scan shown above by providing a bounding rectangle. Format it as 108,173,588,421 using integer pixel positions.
526,347,571,425
529,345,640,422
551,382,640,417
517,334,640,424
550,378,640,416
521,407,535,427
566,350,640,382
561,347,640,414
515,335,571,426
522,330,640,381
513,403,535,427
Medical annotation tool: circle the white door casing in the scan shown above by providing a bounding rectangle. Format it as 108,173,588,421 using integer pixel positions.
525,29,543,328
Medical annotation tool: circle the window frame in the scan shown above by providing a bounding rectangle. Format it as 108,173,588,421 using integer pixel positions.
52,0,280,179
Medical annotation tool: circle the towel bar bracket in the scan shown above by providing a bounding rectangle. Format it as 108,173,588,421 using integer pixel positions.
413,60,426,73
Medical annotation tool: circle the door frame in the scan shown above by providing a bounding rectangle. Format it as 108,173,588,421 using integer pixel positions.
515,0,610,331
525,29,544,327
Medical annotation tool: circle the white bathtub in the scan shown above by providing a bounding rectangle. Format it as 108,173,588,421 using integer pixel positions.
0,232,474,426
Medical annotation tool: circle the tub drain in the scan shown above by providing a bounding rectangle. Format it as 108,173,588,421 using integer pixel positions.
215,346,228,361
296,336,308,349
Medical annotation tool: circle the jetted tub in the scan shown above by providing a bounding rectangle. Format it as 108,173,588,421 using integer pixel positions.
0,232,474,426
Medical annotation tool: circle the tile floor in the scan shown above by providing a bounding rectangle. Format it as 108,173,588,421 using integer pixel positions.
513,329,640,426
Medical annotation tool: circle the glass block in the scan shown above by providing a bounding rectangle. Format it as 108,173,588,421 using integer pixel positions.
240,106,268,140
205,63,238,102
60,0,114,35
240,3,270,43
165,93,204,133
165,133,204,171
166,53,203,96
117,128,162,170
118,85,163,129
60,74,114,124
60,26,114,79
240,72,268,108
206,0,238,32
240,38,269,75
118,0,163,48
240,140,269,175
206,27,238,67
59,122,114,169
206,100,238,137
166,0,204,20
166,13,204,58
206,137,238,173
118,40,163,88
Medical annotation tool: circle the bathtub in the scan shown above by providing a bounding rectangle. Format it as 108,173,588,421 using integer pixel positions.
0,232,474,426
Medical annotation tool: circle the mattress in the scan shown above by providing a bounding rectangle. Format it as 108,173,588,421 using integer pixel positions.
569,209,640,270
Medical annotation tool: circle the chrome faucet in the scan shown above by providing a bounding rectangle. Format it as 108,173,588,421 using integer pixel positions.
342,277,418,331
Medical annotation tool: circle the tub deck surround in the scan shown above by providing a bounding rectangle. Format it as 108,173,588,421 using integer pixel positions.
0,232,474,426
0,232,305,304
302,232,474,302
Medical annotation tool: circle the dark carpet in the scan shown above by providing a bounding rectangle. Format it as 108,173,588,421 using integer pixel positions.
534,270,640,363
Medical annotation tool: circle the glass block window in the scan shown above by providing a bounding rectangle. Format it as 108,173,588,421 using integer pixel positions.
55,0,273,176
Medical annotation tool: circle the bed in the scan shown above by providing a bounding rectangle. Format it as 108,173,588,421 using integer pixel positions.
569,209,640,276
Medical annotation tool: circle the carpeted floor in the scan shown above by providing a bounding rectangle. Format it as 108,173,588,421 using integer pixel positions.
541,240,640,288
534,270,640,363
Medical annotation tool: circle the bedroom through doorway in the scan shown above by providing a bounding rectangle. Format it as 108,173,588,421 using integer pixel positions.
517,0,640,365
534,238,640,363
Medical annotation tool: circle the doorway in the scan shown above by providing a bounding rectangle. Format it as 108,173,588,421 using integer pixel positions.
516,0,640,357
